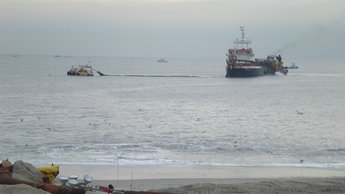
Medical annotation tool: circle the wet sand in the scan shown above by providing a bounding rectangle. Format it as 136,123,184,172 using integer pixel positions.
59,164,345,180
91,177,345,194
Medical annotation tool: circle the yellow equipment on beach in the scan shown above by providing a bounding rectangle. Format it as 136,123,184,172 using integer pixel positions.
37,164,59,181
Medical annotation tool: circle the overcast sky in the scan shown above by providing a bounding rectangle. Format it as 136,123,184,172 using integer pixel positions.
1,0,344,59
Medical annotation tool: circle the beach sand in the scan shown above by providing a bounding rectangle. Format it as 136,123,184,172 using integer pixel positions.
149,177,345,194
56,164,345,193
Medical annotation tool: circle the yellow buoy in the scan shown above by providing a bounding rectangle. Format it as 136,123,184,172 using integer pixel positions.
37,164,59,182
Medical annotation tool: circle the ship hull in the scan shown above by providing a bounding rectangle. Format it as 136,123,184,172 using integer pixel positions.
226,67,264,78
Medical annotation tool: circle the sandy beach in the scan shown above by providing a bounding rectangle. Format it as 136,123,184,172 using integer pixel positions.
59,164,345,180
2,163,345,194
56,164,345,193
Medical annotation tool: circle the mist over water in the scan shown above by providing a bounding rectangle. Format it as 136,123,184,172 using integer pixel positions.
1,55,345,168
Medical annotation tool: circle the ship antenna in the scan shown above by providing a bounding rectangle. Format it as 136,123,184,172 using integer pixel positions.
240,26,245,41
240,26,250,47
233,26,251,48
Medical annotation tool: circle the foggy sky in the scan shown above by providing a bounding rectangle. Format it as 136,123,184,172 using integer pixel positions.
1,0,344,59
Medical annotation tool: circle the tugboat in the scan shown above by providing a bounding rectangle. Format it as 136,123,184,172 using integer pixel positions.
226,26,264,78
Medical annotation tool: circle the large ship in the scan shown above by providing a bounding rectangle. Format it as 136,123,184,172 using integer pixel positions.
226,26,264,78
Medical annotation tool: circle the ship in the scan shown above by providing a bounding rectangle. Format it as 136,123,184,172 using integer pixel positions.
226,26,264,78
67,65,106,76
67,65,94,76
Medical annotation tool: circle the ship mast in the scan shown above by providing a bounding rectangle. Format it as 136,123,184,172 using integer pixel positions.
234,26,251,49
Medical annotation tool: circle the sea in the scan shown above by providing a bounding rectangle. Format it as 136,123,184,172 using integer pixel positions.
1,54,345,169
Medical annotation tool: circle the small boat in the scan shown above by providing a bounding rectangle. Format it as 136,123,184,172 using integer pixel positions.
157,58,168,63
67,65,94,76
286,62,298,69
226,27,264,78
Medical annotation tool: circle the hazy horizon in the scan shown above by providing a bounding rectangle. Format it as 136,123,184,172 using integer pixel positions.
1,0,345,60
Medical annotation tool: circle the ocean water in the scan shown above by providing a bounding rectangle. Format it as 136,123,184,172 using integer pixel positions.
1,54,345,169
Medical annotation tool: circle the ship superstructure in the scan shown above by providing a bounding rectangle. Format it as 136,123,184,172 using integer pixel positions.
226,26,264,77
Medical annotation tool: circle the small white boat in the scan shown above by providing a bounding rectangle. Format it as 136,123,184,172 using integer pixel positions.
157,58,168,63
287,62,298,69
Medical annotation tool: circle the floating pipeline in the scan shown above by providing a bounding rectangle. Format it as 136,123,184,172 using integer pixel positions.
98,74,202,78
